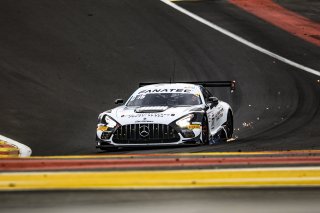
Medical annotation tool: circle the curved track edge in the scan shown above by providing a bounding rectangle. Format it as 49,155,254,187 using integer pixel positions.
0,135,31,157
1,150,320,190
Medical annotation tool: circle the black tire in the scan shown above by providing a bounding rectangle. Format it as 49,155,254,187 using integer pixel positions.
99,147,117,151
98,145,119,152
213,129,226,143
96,136,118,151
201,115,209,144
225,110,233,138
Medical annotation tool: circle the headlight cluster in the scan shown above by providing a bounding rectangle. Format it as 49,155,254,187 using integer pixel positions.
175,114,201,138
176,114,194,128
97,115,118,140
104,115,117,128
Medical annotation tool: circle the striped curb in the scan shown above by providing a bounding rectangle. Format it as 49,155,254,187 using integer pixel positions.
1,167,320,190
28,150,320,159
0,140,20,158
229,0,320,46
0,135,32,157
1,155,320,171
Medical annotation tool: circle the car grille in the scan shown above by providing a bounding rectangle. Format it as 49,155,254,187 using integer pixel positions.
112,124,180,144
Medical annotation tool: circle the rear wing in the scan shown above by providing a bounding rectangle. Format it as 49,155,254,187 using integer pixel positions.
139,81,236,92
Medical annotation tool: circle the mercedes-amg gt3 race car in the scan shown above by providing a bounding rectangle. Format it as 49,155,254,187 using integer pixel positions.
96,81,235,150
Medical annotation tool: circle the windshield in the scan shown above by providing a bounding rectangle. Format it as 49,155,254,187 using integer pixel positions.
127,93,202,107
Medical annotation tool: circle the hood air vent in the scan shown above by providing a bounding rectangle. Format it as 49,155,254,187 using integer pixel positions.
135,106,168,113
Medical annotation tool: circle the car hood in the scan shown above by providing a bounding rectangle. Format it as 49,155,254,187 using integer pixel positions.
104,105,203,125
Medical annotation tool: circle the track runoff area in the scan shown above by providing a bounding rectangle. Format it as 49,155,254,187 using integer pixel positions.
1,0,320,191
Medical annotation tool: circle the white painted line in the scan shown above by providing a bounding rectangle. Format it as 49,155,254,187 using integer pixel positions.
161,0,320,77
0,135,32,157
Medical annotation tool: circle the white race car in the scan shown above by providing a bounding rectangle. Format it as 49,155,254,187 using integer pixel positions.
96,81,235,150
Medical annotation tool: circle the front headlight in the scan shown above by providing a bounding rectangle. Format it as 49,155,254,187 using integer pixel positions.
176,114,194,128
104,115,117,128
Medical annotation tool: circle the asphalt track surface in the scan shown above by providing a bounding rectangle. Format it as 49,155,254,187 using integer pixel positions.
1,1,320,212
2,189,320,213
0,0,319,156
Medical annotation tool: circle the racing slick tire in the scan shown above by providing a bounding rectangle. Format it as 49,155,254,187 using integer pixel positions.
225,110,233,139
201,115,209,144
212,110,233,144
97,144,118,152
96,136,118,151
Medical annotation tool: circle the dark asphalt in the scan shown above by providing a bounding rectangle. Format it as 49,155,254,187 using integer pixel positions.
276,0,320,23
0,0,319,156
1,189,320,213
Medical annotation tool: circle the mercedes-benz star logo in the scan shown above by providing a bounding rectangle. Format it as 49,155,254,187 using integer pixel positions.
139,125,150,138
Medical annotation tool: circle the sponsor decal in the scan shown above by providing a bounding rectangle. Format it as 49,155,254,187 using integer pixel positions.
215,107,224,121
124,113,174,118
97,125,108,131
135,120,154,123
188,124,201,129
138,89,192,94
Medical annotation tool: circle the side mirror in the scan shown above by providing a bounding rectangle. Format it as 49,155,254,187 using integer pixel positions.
114,99,124,104
208,97,219,107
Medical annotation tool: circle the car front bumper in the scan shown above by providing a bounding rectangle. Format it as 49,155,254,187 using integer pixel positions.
96,133,202,149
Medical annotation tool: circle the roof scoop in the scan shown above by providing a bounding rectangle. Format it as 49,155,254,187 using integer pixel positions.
135,106,169,113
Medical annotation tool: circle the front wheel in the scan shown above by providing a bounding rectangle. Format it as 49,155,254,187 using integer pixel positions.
201,116,209,144
225,110,233,139
99,147,118,151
